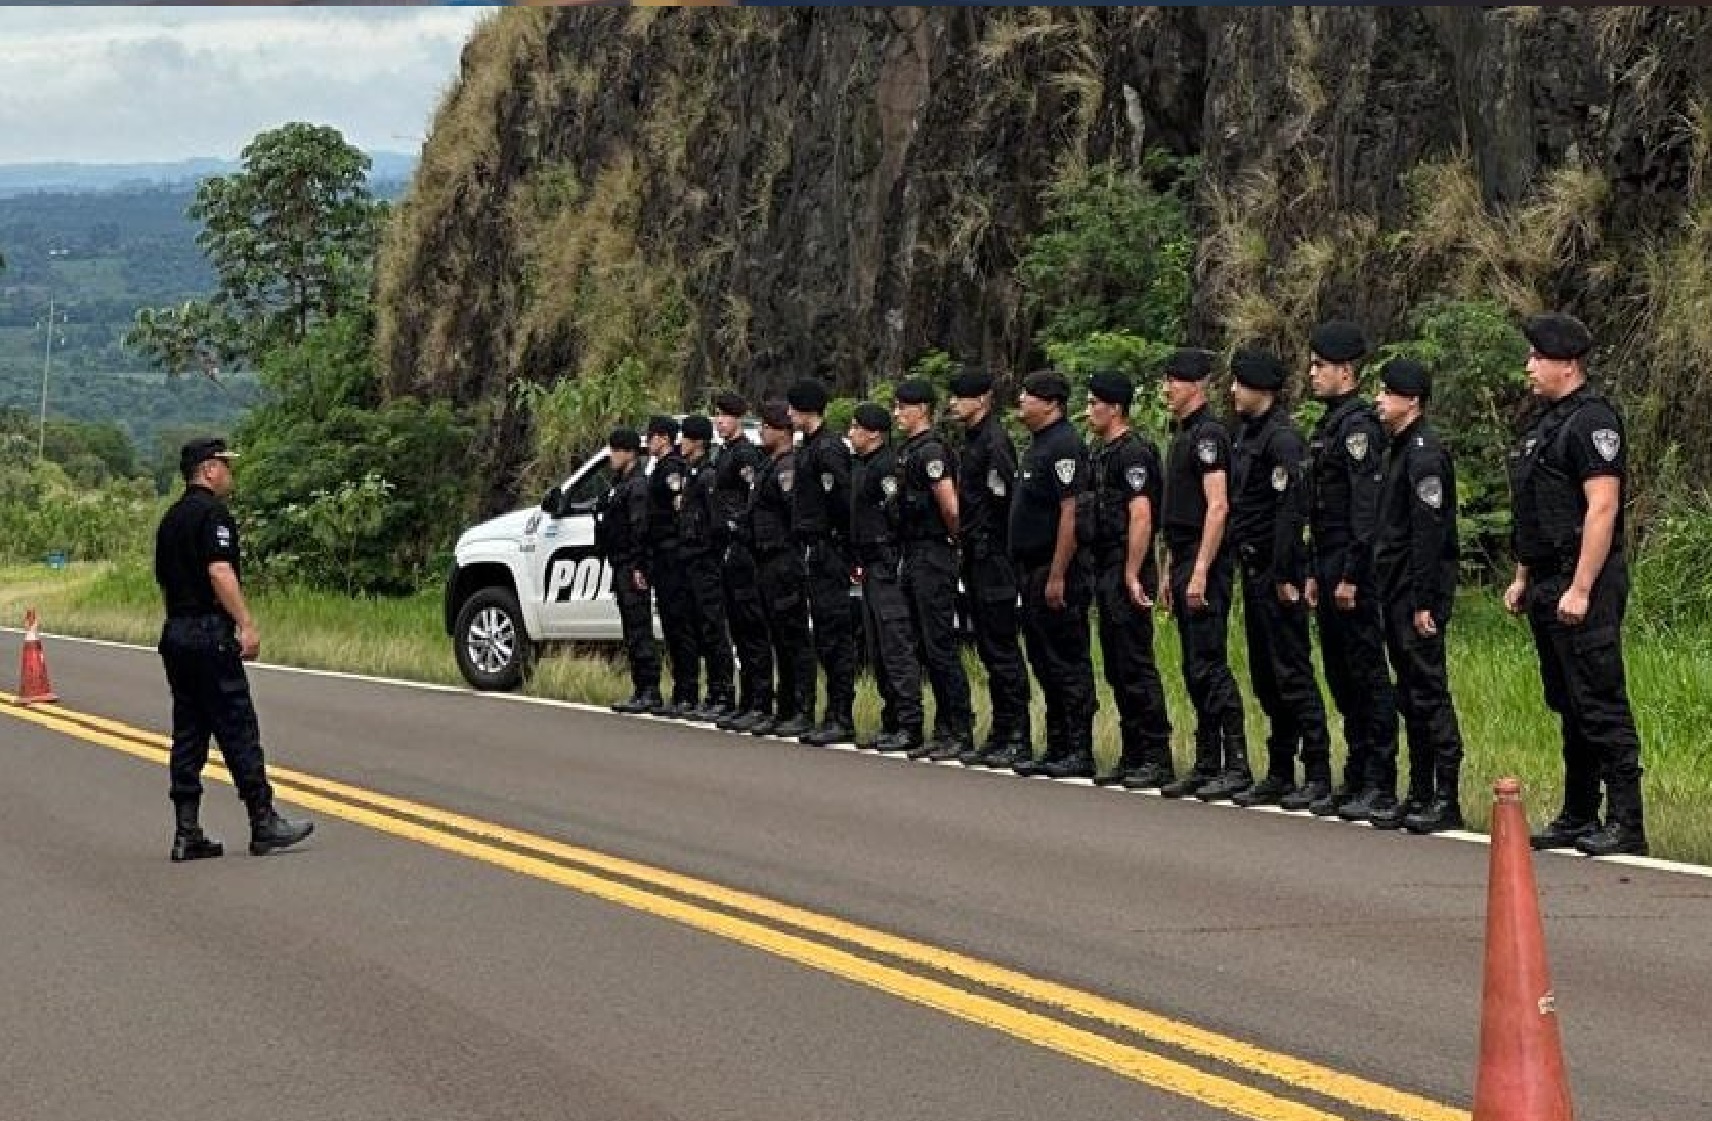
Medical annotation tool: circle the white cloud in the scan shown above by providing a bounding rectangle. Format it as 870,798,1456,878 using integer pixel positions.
0,7,492,163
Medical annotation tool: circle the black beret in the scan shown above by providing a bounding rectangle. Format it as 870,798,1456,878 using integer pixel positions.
680,414,713,442
758,399,792,431
786,377,830,413
1162,348,1215,382
1379,357,1432,400
607,427,641,452
645,414,680,440
893,378,936,406
712,390,747,417
1086,370,1134,409
179,436,236,478
1523,312,1593,361
1020,369,1070,404
948,367,994,397
1310,320,1368,363
851,402,892,432
1231,347,1287,391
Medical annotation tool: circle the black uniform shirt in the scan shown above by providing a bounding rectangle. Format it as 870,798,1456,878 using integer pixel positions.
1508,385,1627,567
155,485,241,619
1087,428,1163,583
894,428,956,542
792,425,851,540
1375,417,1459,616
596,460,651,570
746,448,796,553
647,450,689,549
850,444,899,564
711,435,763,539
678,454,719,555
1229,404,1310,585
958,412,1017,548
1008,416,1088,568
1161,404,1232,552
1308,392,1385,584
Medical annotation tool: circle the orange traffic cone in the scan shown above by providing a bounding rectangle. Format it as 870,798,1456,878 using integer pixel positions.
1472,777,1575,1120
16,608,58,705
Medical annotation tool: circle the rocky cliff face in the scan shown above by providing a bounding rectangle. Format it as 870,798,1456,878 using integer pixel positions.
378,5,1710,514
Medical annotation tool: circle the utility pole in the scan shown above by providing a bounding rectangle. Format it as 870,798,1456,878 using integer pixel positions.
37,295,62,463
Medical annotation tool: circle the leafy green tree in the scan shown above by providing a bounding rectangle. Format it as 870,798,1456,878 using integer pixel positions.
126,123,383,375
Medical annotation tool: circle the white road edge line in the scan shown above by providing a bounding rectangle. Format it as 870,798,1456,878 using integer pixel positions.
10,626,1708,879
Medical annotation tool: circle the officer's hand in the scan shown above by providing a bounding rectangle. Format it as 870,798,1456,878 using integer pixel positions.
850,565,864,586
1303,577,1319,609
1503,578,1528,616
238,622,261,661
1045,571,1067,611
632,570,649,592
1126,574,1152,610
1159,580,1174,616
1185,572,1208,613
1556,585,1590,626
1334,580,1358,612
1413,609,1438,639
1276,582,1301,606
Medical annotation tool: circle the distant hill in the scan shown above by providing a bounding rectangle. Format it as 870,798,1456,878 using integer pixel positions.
0,151,417,198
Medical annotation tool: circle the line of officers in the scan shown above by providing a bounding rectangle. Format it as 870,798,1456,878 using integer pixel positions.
593,311,1648,858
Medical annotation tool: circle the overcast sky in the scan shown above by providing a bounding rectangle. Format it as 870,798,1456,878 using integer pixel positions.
0,7,493,164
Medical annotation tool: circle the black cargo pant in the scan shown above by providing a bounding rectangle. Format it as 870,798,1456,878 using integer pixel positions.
860,550,923,733
683,546,735,705
1167,543,1246,777
722,543,773,715
650,545,700,704
758,546,815,721
614,562,661,694
1526,561,1644,829
803,537,857,727
962,534,1031,739
1380,592,1464,803
159,614,272,811
903,538,973,738
1239,553,1332,785
1311,543,1398,793
1092,555,1171,765
1016,556,1096,753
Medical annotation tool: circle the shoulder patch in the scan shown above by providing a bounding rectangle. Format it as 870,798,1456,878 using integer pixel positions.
1416,475,1443,509
665,471,684,492
1345,431,1368,461
1196,437,1218,465
880,475,898,498
1124,465,1148,492
987,467,1007,496
215,525,233,548
1053,458,1077,485
820,472,835,493
1591,428,1620,462
925,458,945,480
1271,465,1289,492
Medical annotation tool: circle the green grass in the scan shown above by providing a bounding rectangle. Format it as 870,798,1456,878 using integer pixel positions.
6,561,1710,863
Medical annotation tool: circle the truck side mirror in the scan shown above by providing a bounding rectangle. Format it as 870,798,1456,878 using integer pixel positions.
540,485,564,518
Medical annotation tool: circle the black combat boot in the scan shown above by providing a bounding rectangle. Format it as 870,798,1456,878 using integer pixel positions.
1309,783,1359,817
926,731,975,763
1369,788,1429,831
1233,774,1295,808
802,716,856,747
612,687,663,715
170,800,223,863
1014,719,1065,777
771,714,814,738
1530,813,1601,851
1280,777,1331,812
1337,787,1397,823
1403,797,1464,834
978,728,1032,769
248,804,314,856
1574,821,1648,857
874,727,923,753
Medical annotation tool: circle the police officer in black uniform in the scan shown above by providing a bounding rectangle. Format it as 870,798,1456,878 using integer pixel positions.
1506,313,1648,857
645,415,700,717
599,427,664,715
890,378,975,762
1371,359,1466,834
710,393,775,733
1226,348,1333,808
1157,349,1250,800
746,399,817,738
946,368,1033,768
848,402,925,752
1009,370,1097,779
155,437,313,861
788,378,858,746
1079,371,1173,788
1302,321,1399,820
677,414,737,721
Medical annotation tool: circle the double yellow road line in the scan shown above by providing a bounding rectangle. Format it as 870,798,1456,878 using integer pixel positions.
3,692,1467,1121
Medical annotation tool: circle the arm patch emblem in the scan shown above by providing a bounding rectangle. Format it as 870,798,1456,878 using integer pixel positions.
1053,458,1077,485
1591,429,1620,462
925,458,945,480
1345,431,1368,460
1124,465,1148,491
1271,465,1289,492
987,468,1007,496
1196,438,1218,465
1416,475,1443,509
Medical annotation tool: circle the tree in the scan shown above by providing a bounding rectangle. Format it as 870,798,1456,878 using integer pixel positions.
126,122,383,375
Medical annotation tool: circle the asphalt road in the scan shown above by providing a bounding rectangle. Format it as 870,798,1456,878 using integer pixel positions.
2,631,1708,1121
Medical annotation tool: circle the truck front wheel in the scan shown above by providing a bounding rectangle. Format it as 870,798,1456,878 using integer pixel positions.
453,586,534,691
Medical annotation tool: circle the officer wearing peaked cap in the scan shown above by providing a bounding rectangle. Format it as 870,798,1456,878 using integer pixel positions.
1009,369,1098,779
1507,312,1648,857
1157,350,1250,800
1080,370,1174,789
946,367,1033,767
1301,321,1400,821
1226,347,1334,809
1371,358,1466,834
